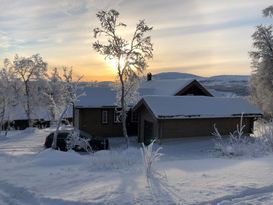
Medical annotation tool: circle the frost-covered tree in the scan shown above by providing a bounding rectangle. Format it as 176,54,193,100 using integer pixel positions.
250,5,273,117
51,67,84,150
44,68,66,124
0,59,20,134
12,54,48,126
113,71,140,120
93,9,153,147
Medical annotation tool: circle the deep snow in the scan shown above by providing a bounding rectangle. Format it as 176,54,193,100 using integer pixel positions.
1,128,273,204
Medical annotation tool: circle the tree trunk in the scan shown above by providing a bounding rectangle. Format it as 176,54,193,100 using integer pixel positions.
120,76,129,148
0,105,5,135
25,81,32,127
52,103,70,150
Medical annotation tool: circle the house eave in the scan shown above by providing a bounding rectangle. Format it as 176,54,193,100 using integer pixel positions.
156,113,263,120
75,105,117,109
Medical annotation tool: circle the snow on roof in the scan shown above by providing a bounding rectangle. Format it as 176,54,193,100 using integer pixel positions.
75,87,117,108
140,96,262,119
3,104,73,121
139,79,195,96
76,79,196,108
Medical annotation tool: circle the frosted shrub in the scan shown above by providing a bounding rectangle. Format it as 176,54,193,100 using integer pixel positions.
66,130,92,152
213,115,264,157
141,140,163,177
255,121,273,152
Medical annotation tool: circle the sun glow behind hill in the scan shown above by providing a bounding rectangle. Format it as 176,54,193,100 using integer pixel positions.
1,0,272,81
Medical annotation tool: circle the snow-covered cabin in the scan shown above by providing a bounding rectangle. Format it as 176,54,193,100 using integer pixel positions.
74,75,213,137
74,87,138,137
133,96,262,144
74,74,262,142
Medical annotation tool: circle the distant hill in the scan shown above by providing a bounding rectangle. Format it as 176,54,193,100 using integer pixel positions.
206,75,250,82
153,72,203,80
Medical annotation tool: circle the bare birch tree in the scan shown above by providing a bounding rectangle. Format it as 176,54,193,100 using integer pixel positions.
93,9,153,148
13,54,48,127
0,59,20,134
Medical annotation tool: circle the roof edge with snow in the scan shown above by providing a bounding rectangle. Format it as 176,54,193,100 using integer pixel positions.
134,96,262,120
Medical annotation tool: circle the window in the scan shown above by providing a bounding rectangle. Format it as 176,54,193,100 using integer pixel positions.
74,109,79,129
131,111,138,122
101,110,108,124
114,109,121,123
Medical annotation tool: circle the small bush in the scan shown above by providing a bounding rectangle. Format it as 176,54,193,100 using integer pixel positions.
66,130,92,152
255,121,273,152
141,140,163,177
213,115,265,157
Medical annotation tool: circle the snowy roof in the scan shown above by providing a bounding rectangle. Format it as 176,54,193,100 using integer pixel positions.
75,79,213,108
139,79,195,96
3,104,73,121
75,87,117,108
137,96,262,119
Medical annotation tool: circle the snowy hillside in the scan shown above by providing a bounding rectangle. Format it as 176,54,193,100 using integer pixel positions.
153,72,203,80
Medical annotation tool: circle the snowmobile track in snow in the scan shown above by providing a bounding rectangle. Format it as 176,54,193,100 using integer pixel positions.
0,180,95,205
197,184,273,205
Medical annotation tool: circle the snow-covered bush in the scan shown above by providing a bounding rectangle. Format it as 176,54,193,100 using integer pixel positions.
213,115,265,157
255,121,273,152
141,140,163,177
89,148,141,171
66,130,92,152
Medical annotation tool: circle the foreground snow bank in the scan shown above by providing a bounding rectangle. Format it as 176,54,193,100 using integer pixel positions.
0,180,92,205
33,149,89,166
90,147,141,171
34,147,142,171
2,128,273,204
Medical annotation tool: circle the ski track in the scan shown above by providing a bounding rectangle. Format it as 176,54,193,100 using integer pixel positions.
198,184,273,205
0,180,96,205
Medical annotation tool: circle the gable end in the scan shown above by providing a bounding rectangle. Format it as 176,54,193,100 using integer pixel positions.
175,80,213,96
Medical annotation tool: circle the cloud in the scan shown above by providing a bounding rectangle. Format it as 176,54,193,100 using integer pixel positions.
0,0,273,80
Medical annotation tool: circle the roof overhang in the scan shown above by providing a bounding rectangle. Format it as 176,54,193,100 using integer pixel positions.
157,113,263,120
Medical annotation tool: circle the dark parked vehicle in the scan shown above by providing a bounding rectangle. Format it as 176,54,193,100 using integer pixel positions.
44,130,109,152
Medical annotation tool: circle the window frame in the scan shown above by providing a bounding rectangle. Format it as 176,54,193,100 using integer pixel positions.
101,110,109,124
131,111,139,123
113,109,121,124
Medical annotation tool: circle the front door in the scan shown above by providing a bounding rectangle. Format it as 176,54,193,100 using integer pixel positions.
144,120,154,145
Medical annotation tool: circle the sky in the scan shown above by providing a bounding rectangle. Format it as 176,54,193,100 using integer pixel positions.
0,0,272,81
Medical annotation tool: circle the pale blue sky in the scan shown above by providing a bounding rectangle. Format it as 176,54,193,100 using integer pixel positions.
0,0,272,81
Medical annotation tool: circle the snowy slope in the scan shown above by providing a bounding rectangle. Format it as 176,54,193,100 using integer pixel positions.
153,72,203,80
1,128,273,204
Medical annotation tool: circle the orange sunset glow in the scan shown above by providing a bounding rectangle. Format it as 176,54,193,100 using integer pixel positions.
1,0,273,81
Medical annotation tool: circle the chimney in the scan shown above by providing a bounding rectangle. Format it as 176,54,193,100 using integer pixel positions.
147,72,152,81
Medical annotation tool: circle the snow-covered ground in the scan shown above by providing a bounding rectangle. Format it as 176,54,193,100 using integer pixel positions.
1,128,273,204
